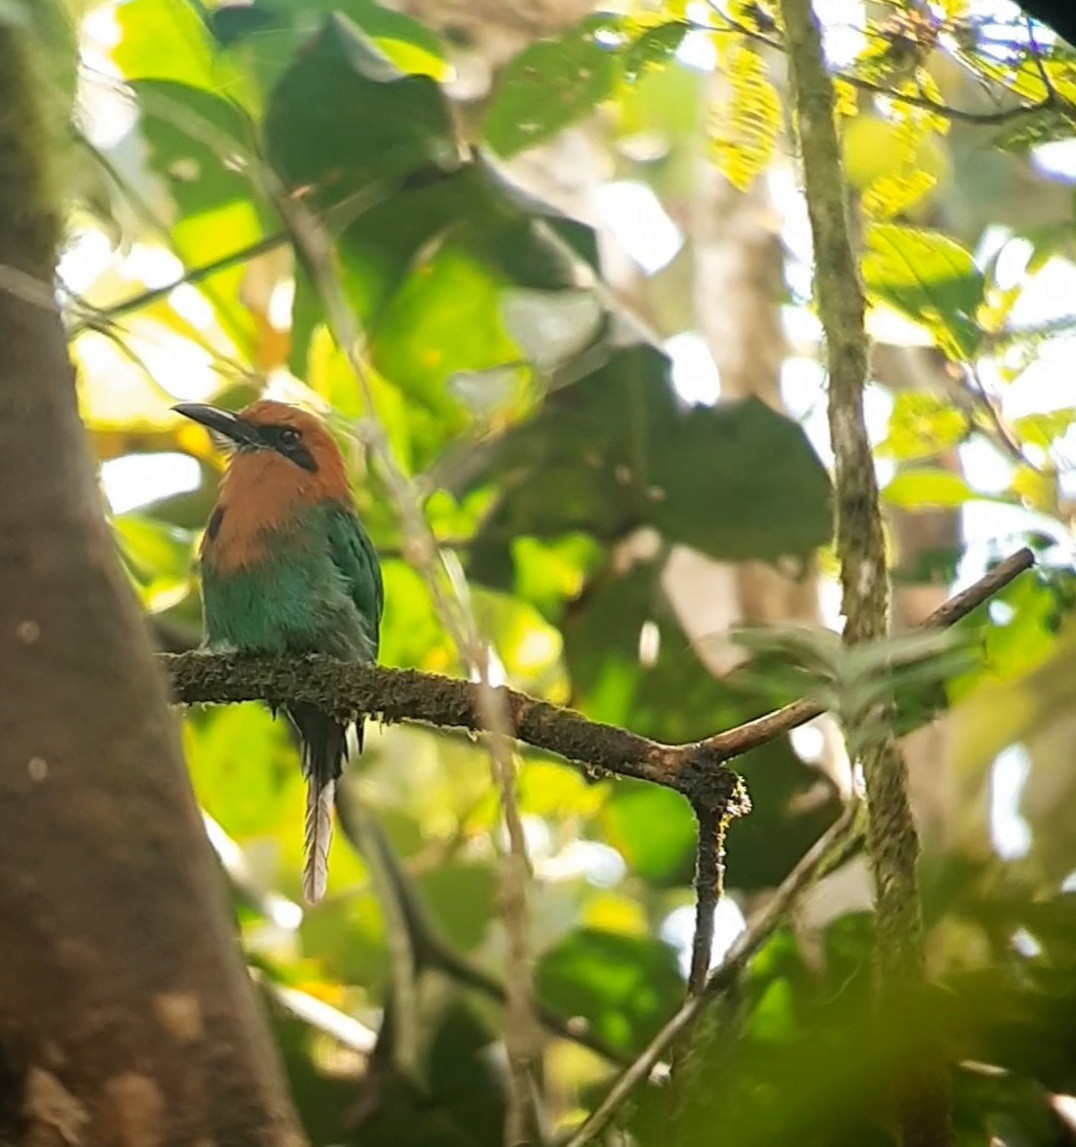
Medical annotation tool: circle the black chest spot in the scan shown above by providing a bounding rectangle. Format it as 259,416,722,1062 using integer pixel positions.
207,505,225,541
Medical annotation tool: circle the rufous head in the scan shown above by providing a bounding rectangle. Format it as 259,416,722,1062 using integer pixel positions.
174,399,350,504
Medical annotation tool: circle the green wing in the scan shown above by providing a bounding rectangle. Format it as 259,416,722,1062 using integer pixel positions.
326,502,384,661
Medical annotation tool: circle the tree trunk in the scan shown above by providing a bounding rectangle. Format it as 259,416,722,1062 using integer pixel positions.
0,26,304,1147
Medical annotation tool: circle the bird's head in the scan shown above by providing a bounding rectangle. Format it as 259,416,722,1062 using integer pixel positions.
174,399,350,502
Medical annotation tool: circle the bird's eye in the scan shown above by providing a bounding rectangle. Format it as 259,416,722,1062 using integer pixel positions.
279,427,301,447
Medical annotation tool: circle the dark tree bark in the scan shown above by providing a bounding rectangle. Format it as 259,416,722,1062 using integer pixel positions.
0,25,305,1147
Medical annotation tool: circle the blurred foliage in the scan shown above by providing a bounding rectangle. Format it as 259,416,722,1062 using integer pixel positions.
44,0,1076,1141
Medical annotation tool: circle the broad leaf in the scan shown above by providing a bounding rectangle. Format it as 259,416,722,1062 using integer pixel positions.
484,27,620,158
536,928,684,1054
861,224,984,360
264,14,456,210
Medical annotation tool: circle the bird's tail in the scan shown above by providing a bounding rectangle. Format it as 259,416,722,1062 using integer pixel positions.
287,703,350,904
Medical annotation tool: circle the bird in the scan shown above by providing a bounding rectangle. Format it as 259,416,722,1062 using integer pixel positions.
174,399,383,903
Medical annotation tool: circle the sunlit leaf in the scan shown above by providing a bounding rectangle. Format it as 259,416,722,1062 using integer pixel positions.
1013,408,1076,450
113,0,228,92
130,79,259,220
882,468,981,509
879,391,969,462
622,21,688,81
861,224,984,359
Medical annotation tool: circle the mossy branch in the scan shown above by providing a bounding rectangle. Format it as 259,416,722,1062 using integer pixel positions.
159,546,1031,798
777,0,954,1142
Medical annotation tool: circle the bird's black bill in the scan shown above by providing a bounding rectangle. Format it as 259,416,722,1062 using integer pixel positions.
172,403,261,447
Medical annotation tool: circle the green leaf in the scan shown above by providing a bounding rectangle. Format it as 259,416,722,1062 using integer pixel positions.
622,21,688,81
320,161,587,339
185,705,295,837
113,513,195,612
861,224,985,360
882,468,982,509
291,162,604,466
129,80,259,220
0,0,29,27
649,397,833,562
264,14,456,210
369,242,525,425
602,783,696,886
210,0,449,80
536,928,684,1054
417,863,497,953
299,888,388,986
483,28,619,158
1013,407,1076,450
113,0,221,89
465,346,832,578
878,390,969,462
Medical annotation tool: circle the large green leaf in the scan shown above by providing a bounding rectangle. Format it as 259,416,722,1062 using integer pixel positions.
861,224,985,360
264,14,456,210
113,0,224,90
536,928,683,1054
129,79,260,220
483,27,620,158
464,345,832,579
648,397,833,561
602,783,697,886
289,158,597,377
210,0,449,80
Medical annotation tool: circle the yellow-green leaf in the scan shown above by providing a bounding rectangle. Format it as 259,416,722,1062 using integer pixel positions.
882,468,980,509
878,391,969,461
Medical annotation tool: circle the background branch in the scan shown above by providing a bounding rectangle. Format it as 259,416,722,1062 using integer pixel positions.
268,172,542,1145
561,800,864,1147
778,0,953,1142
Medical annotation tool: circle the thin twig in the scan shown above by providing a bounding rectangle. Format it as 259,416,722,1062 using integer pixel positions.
265,167,540,1144
334,792,421,1075
691,545,1033,760
840,77,1051,124
1025,16,1057,104
963,362,1038,472
332,785,631,1066
696,9,1057,126
66,232,289,336
561,801,863,1147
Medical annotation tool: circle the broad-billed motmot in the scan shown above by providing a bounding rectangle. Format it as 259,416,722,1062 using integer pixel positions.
175,400,383,903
